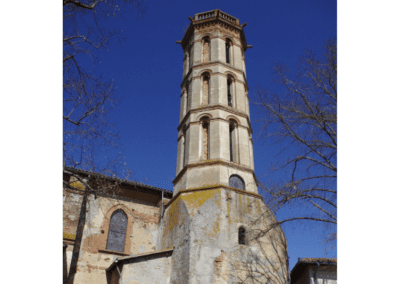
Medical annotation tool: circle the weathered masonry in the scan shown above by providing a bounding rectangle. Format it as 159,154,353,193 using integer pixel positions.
63,167,173,284
64,9,288,284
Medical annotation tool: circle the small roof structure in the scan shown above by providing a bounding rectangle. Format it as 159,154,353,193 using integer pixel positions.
106,248,174,272
290,258,337,284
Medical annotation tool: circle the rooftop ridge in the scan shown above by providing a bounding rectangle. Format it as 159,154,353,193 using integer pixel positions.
64,166,172,194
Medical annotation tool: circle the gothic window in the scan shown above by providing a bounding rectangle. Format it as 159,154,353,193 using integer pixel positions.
226,39,231,64
229,123,234,162
202,73,210,105
238,226,246,245
106,210,128,252
229,174,245,191
201,118,210,160
203,37,211,63
227,78,233,107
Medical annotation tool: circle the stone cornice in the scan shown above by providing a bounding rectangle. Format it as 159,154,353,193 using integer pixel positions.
172,159,257,185
177,117,252,141
165,185,263,212
177,104,253,135
181,60,248,89
191,72,247,88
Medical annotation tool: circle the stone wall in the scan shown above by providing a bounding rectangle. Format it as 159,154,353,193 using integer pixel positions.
161,187,288,283
63,181,170,284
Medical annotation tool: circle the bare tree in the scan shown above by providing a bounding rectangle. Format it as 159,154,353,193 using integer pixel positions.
63,1,145,283
63,0,145,175
254,38,337,245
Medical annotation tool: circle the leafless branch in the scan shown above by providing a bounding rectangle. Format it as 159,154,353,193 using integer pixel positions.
253,38,337,246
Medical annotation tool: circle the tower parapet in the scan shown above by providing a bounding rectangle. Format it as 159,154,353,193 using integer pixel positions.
174,9,256,196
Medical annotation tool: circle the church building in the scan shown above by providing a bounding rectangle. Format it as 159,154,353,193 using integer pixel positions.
63,9,288,284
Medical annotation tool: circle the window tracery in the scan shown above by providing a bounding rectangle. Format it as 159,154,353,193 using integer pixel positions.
229,175,245,191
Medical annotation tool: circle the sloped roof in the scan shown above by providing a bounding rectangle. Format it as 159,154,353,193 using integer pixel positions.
297,258,337,264
106,248,174,272
64,166,173,198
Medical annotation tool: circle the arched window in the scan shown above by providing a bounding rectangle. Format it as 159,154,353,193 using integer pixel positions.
229,174,245,191
229,123,234,162
200,118,210,160
202,73,210,105
227,78,233,107
238,226,246,245
203,37,211,63
229,120,238,162
106,210,128,252
225,39,232,64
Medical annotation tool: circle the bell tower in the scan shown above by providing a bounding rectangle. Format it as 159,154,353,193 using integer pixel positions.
159,10,288,284
174,9,256,196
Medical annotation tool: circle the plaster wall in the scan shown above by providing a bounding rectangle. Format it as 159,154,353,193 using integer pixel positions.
310,266,337,284
117,253,173,284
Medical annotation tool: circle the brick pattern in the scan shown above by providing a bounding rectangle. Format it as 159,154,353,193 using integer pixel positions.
202,76,209,105
203,40,210,63
202,121,209,160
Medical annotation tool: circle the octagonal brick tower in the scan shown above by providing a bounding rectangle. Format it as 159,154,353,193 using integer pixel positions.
156,10,288,284
173,9,256,195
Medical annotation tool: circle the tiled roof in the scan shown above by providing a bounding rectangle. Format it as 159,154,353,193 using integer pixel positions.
299,258,337,264
64,166,173,197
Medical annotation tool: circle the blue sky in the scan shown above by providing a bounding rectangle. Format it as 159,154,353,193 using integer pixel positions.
70,0,337,270
5,1,400,283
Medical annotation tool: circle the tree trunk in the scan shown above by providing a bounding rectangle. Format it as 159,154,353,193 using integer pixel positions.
67,186,89,284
